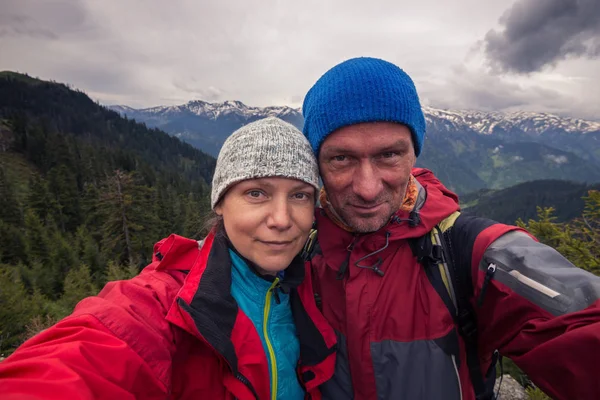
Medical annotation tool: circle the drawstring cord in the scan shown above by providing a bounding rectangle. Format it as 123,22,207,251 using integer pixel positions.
354,231,391,277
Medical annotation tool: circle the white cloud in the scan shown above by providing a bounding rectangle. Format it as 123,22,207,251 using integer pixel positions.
545,154,569,164
0,0,598,120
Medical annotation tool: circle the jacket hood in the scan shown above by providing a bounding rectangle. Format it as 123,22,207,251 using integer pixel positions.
395,167,460,239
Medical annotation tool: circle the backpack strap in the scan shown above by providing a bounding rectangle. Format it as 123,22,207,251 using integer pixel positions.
410,211,497,400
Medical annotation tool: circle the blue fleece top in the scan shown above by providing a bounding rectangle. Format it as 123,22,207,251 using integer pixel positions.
229,249,304,400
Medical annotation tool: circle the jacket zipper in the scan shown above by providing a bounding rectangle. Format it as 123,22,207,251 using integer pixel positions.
236,372,259,400
336,237,358,280
264,277,280,400
494,262,560,298
477,264,497,307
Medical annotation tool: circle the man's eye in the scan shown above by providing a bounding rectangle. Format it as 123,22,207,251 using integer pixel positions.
293,192,310,200
333,155,347,162
381,152,397,158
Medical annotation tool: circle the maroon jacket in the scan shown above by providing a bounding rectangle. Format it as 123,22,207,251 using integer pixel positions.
0,232,337,399
310,168,600,400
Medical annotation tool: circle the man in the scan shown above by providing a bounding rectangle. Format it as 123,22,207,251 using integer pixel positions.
301,57,600,400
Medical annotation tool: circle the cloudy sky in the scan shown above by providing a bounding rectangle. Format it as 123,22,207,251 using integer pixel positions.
1,0,599,120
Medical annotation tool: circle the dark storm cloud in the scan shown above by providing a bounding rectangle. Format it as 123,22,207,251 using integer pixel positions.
419,65,599,119
484,0,600,73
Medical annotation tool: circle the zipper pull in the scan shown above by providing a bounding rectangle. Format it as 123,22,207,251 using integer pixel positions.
271,278,281,304
272,284,281,304
477,263,497,307
336,238,357,280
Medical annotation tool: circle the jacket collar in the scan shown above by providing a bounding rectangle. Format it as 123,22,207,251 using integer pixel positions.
228,240,304,294
159,231,335,387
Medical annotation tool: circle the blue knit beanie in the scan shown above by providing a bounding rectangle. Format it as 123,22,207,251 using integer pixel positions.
302,57,426,157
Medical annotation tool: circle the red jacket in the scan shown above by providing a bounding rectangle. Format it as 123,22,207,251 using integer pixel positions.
310,168,600,400
0,231,337,399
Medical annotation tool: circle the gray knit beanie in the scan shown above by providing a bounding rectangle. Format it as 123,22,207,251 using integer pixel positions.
211,117,320,209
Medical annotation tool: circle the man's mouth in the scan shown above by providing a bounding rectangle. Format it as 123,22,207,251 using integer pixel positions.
350,203,385,213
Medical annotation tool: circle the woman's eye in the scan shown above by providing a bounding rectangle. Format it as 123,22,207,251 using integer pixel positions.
248,190,263,198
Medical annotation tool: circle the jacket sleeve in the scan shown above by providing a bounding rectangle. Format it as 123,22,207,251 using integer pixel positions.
456,215,600,400
0,269,182,400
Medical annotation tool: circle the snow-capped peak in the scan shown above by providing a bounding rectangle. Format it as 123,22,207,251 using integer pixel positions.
112,100,302,120
423,107,600,135
108,101,599,136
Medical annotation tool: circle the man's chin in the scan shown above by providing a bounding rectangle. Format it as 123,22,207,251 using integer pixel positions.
345,215,390,233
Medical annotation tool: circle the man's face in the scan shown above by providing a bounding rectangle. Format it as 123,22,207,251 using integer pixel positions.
318,122,416,233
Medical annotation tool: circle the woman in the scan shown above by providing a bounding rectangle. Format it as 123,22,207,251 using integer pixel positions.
0,117,337,400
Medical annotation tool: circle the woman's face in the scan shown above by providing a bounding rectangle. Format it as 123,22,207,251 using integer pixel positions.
215,177,316,275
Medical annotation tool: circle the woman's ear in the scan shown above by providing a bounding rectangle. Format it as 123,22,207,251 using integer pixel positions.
214,203,223,216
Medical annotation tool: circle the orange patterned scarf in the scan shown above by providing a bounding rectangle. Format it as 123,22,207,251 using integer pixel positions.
319,175,418,232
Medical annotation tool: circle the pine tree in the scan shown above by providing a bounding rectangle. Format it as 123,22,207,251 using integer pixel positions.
46,229,78,298
47,164,81,232
517,191,600,273
570,190,600,273
60,264,98,312
0,220,28,265
23,209,51,266
73,226,103,284
0,165,22,226
27,175,54,222
0,265,33,352
182,192,211,239
105,260,138,282
98,170,160,266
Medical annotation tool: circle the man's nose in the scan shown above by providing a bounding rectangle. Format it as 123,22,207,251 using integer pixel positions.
352,161,383,202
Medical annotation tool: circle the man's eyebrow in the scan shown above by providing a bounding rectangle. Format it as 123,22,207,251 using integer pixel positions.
320,146,353,155
322,141,411,155
380,141,411,152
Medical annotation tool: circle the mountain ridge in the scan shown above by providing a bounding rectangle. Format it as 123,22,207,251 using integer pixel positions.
108,98,600,194
110,100,600,136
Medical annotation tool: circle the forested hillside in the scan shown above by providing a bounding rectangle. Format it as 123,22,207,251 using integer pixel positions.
461,180,600,224
0,72,215,353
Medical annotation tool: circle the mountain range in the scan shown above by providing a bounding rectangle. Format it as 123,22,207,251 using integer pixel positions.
110,100,600,195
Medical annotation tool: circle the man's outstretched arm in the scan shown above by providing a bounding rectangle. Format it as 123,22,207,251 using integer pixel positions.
455,216,600,400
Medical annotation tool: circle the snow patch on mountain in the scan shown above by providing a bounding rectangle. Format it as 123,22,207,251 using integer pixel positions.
108,101,600,137
112,100,301,121
424,107,600,135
